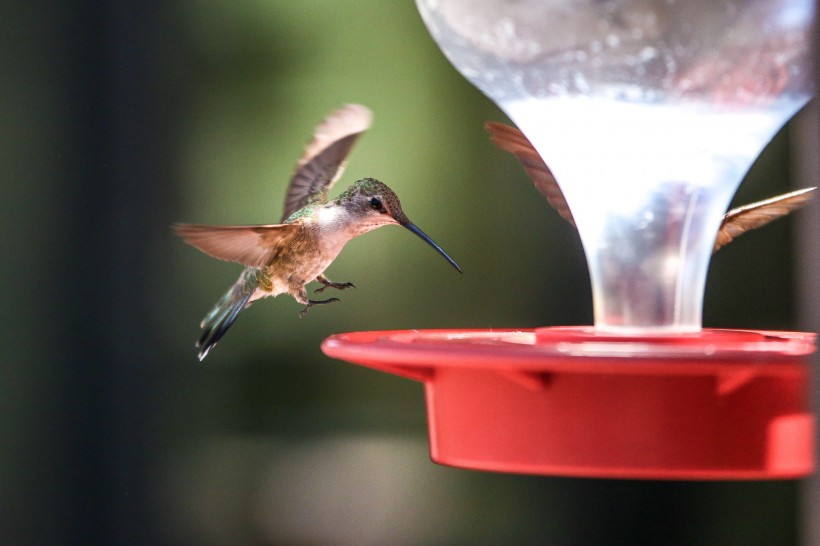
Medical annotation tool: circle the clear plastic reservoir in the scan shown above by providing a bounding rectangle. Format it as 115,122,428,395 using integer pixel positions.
416,0,814,333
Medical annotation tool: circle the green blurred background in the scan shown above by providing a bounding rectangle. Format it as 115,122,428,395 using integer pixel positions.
2,0,818,544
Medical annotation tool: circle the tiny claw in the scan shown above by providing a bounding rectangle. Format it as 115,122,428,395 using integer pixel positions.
299,297,341,317
315,282,356,293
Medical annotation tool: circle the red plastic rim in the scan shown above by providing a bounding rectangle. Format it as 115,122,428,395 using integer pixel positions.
322,327,816,480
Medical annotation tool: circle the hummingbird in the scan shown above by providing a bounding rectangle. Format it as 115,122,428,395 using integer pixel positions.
485,121,816,252
175,104,461,360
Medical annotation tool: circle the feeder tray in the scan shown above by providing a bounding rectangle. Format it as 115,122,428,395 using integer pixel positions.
323,326,815,479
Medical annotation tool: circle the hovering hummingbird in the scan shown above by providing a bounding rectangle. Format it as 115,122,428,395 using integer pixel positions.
175,104,461,360
485,121,816,252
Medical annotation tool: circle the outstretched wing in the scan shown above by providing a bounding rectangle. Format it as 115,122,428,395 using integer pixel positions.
281,104,373,222
714,187,816,252
173,223,301,268
485,121,575,226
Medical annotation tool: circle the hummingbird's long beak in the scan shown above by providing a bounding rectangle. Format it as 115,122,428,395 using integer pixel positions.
403,222,462,273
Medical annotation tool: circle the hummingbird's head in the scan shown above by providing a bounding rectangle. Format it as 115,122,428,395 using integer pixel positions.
339,177,408,227
338,178,461,273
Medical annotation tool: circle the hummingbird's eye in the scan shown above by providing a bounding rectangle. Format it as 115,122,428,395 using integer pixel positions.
369,197,383,211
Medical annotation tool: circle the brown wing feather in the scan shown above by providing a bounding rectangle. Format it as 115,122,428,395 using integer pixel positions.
281,104,372,222
714,187,816,252
173,223,301,268
485,121,575,226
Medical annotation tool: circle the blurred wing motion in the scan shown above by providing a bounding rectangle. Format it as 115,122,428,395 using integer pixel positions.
281,104,373,222
173,223,300,268
485,121,575,226
714,187,816,252
486,121,816,253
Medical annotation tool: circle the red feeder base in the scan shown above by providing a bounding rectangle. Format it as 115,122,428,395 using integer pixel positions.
322,327,816,480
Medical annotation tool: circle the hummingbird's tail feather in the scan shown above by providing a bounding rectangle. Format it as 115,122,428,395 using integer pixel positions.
196,269,259,360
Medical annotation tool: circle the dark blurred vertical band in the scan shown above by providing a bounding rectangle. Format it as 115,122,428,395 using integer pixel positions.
0,1,173,543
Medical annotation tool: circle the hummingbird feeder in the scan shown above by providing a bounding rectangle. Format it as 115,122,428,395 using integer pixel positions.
323,0,817,479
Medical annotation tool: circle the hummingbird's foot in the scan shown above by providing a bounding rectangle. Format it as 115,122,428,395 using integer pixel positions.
314,274,356,293
299,297,341,318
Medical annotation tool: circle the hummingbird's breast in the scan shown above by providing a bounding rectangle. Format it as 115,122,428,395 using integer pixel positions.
259,218,347,294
